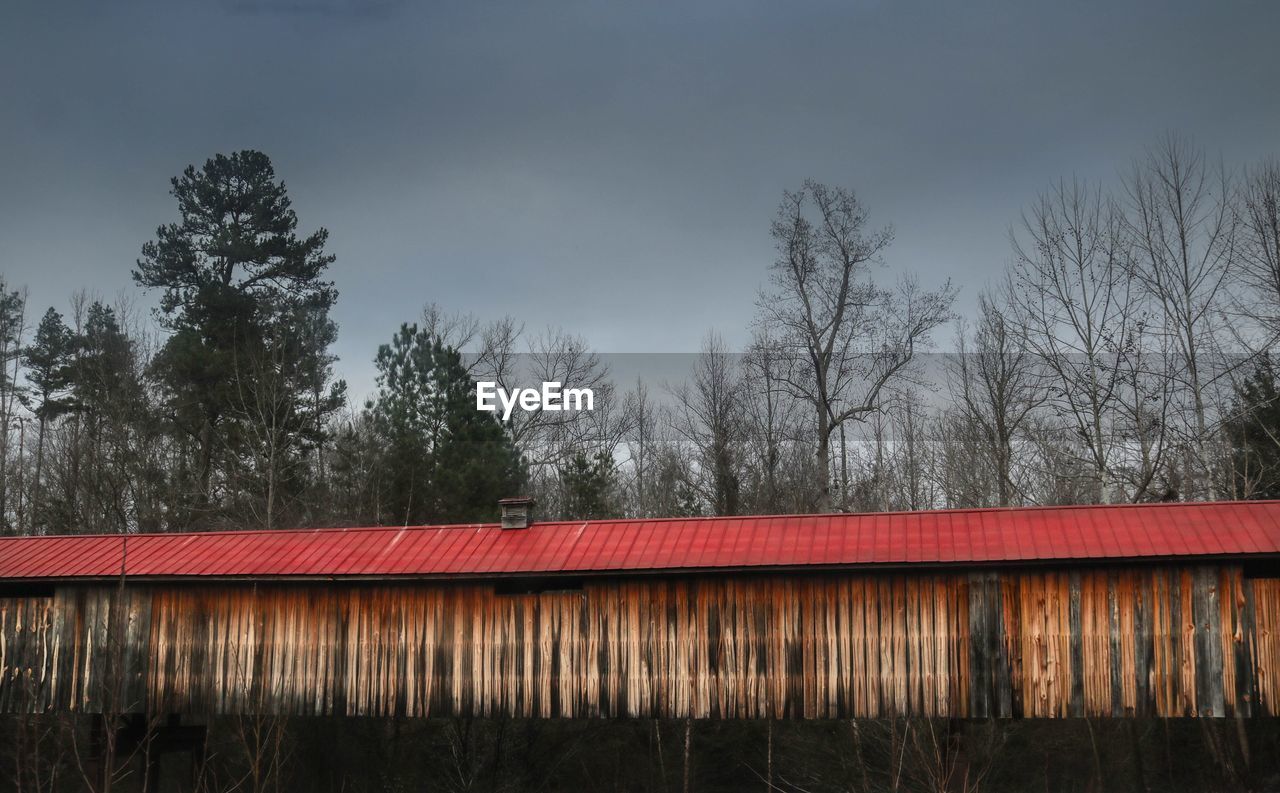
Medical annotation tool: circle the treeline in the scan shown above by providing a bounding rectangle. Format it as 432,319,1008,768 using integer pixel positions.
1,137,1279,536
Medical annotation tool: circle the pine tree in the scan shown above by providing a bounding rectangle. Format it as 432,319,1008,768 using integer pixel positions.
22,308,73,531
133,150,344,527
1224,356,1280,499
25,309,74,420
560,451,618,520
71,304,136,422
369,324,524,525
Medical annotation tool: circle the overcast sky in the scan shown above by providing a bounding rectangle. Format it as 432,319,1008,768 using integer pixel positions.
2,0,1278,400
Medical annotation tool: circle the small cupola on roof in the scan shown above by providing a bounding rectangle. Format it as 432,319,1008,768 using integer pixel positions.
498,497,536,529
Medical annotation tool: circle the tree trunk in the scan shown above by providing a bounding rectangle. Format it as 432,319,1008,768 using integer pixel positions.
682,719,692,793
766,721,773,792
32,417,45,533
816,406,832,512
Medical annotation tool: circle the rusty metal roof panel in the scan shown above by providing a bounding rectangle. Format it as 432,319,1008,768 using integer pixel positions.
1,501,1279,581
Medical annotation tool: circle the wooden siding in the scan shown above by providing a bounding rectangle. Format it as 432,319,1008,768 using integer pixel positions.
1,565,1278,719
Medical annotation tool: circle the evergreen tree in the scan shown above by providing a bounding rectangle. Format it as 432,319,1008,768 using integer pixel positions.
65,303,144,532
78,303,171,533
323,411,384,526
25,308,74,421
1224,356,1280,499
369,324,524,525
560,451,618,520
71,303,136,423
0,280,26,533
22,308,73,531
133,150,344,527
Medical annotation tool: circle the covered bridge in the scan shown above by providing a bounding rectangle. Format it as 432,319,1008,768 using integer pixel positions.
1,500,1279,720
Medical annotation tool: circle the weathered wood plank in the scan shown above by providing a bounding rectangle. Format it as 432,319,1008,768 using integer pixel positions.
1192,567,1225,716
1,566,1278,719
1252,578,1279,716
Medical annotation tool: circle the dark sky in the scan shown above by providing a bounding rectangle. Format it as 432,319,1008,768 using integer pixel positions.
2,0,1277,399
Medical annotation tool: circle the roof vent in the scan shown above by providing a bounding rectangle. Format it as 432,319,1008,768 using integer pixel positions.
499,497,536,530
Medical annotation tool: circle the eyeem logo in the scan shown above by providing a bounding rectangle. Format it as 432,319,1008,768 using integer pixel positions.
476,381,595,421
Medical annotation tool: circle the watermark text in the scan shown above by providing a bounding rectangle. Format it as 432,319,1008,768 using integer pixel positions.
476,381,594,421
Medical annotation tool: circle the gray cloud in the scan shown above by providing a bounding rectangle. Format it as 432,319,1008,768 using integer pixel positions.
2,0,1277,401
222,0,405,17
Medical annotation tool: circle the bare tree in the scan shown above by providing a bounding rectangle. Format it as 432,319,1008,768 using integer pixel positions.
1008,179,1138,503
947,292,1044,506
4,706,74,793
1237,159,1280,340
1111,316,1178,501
622,378,658,516
669,333,744,516
421,302,483,352
229,332,300,530
470,315,522,383
757,180,954,511
935,406,1000,508
66,544,161,793
1125,134,1238,498
741,328,814,514
880,390,941,512
0,280,29,532
415,306,633,517
471,325,613,463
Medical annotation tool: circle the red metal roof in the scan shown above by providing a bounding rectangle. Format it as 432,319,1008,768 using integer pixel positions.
1,501,1278,581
